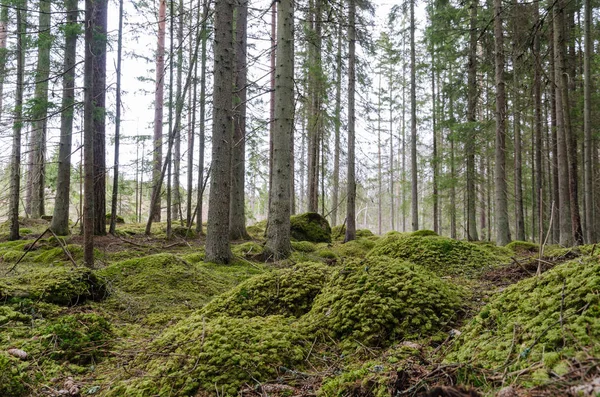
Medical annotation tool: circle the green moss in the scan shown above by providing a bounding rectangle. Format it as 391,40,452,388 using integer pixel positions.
301,258,463,348
32,244,84,263
506,240,539,253
105,213,125,223
447,257,600,378
39,313,112,364
316,248,338,259
291,240,318,252
19,228,33,235
319,361,391,397
0,306,31,325
170,226,197,238
290,212,332,243
107,315,306,396
357,229,375,238
412,229,438,237
2,250,23,263
0,355,28,396
367,234,505,276
201,262,331,318
332,225,346,240
333,238,376,258
232,241,263,257
1,266,104,305
247,220,267,239
97,254,261,318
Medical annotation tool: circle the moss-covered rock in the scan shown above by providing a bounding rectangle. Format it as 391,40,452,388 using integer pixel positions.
291,240,318,252
201,262,331,318
105,213,125,224
107,315,306,396
290,212,332,243
301,258,463,348
1,266,105,305
39,313,112,364
447,257,600,381
367,234,505,276
506,240,539,253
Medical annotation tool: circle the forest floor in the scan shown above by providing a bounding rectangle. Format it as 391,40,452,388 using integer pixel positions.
0,217,599,397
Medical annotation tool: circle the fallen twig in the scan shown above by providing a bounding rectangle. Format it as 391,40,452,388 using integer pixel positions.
4,227,50,275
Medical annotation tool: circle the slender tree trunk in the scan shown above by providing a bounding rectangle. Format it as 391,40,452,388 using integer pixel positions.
83,0,95,265
331,21,342,227
0,1,8,120
494,0,511,246
466,0,478,240
431,49,438,234
265,0,294,259
583,0,594,243
92,0,107,236
51,0,79,236
549,25,560,244
345,0,357,242
267,0,276,217
389,64,395,231
195,0,208,234
205,0,234,263
512,15,525,241
229,0,250,240
449,72,457,240
30,0,52,218
186,0,197,227
8,2,26,241
151,0,167,223
377,72,383,235
410,0,418,231
172,0,184,224
533,0,543,243
307,0,322,213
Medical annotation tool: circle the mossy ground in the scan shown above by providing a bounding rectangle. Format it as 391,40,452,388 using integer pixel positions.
1,222,597,396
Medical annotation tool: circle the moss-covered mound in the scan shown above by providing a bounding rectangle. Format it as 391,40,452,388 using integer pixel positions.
98,253,257,317
367,234,504,276
201,262,331,318
447,257,600,381
291,240,318,252
107,315,306,396
231,241,263,257
506,240,539,253
301,258,463,348
333,238,377,258
0,266,104,305
0,354,28,397
290,212,332,243
412,229,438,237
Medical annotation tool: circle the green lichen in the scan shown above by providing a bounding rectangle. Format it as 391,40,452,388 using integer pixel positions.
291,240,318,252
201,262,331,318
301,258,463,348
290,212,332,243
107,315,306,396
447,257,600,381
367,234,505,276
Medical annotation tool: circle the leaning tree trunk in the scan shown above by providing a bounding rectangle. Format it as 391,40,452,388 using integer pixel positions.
494,0,511,246
265,0,294,260
205,0,235,263
51,0,79,236
30,0,52,218
229,0,250,240
345,0,357,242
8,2,27,241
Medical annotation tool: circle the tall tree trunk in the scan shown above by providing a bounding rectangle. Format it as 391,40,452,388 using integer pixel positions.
331,21,342,227
449,78,457,240
307,0,322,213
151,0,167,223
377,72,383,235
205,0,234,263
583,0,595,243
553,0,573,246
109,0,124,235
265,0,294,259
345,0,357,242
186,0,197,228
466,0,478,240
229,0,250,240
410,0,418,231
51,0,79,236
83,0,95,265
195,0,208,234
431,49,438,234
512,10,525,241
389,63,395,231
0,1,8,119
494,0,511,246
30,0,52,218
92,0,107,236
172,0,184,224
533,0,543,243
8,2,26,241
549,25,560,244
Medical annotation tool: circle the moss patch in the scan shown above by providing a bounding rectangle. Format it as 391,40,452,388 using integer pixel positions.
0,354,28,397
333,238,376,258
291,240,318,252
447,257,600,383
232,241,264,257
367,234,506,276
290,212,332,243
412,229,438,237
301,258,463,348
107,315,306,396
201,262,331,318
506,240,539,253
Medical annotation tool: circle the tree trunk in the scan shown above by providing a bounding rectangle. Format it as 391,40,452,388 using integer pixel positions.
583,0,594,243
494,0,511,246
8,2,26,241
151,0,167,223
307,0,322,213
533,0,543,243
265,0,294,259
466,0,478,240
431,49,438,234
172,0,184,224
229,0,250,240
205,0,234,263
51,0,79,236
512,10,525,242
331,21,342,227
195,0,208,234
0,1,8,121
345,0,357,242
377,72,383,235
410,0,418,231
30,0,52,218
84,0,96,265
186,0,197,228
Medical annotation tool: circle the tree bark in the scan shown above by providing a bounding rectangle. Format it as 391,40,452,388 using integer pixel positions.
466,0,478,241
583,0,595,243
84,0,95,265
0,0,7,117
410,0,418,231
265,0,294,259
51,0,79,236
172,0,184,224
331,21,342,227
345,0,357,242
195,0,208,234
205,0,234,263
